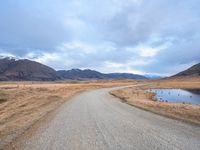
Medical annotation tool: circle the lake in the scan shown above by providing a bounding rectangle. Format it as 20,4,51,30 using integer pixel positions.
145,89,200,104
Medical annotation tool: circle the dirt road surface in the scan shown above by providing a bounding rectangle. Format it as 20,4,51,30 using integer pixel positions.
7,86,200,150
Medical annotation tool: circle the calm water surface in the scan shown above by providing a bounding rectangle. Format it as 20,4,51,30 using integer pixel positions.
145,89,200,104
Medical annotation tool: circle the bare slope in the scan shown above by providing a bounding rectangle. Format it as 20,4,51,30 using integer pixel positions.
0,58,59,81
172,63,200,77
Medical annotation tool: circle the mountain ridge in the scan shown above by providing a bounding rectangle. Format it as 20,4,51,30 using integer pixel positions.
57,69,146,80
0,57,199,81
0,58,146,81
172,63,200,78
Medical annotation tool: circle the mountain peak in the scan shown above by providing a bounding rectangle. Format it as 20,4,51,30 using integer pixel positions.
0,58,59,81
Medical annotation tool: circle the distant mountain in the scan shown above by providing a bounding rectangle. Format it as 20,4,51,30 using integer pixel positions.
172,63,200,77
107,73,146,80
145,75,162,79
0,57,59,81
57,69,146,80
57,69,108,80
0,57,146,81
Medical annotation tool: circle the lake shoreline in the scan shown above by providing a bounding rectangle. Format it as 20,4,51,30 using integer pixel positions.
110,78,200,125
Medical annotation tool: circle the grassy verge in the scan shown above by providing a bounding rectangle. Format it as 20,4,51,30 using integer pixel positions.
110,78,200,125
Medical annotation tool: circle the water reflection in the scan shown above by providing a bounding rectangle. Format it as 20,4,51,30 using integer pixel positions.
145,89,200,104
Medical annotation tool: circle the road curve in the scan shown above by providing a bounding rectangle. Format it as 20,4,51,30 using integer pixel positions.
9,86,200,150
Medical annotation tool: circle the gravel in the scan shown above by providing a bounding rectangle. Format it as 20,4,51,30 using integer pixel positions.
7,86,200,150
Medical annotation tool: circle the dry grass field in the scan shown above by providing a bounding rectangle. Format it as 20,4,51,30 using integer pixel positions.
111,77,200,125
1,78,199,148
0,80,138,148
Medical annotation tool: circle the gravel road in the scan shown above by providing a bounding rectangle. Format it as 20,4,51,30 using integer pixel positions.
9,86,200,150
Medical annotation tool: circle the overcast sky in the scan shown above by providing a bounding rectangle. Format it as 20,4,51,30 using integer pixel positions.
0,0,199,76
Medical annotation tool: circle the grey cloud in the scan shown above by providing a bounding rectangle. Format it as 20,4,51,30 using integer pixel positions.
0,0,72,55
0,0,199,75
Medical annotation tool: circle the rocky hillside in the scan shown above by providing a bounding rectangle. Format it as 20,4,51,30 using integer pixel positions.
172,63,200,77
0,57,59,81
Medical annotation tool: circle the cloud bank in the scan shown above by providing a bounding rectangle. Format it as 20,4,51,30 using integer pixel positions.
0,0,199,76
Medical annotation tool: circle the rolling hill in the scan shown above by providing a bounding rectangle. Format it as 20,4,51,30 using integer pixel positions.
0,57,59,81
172,63,200,77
